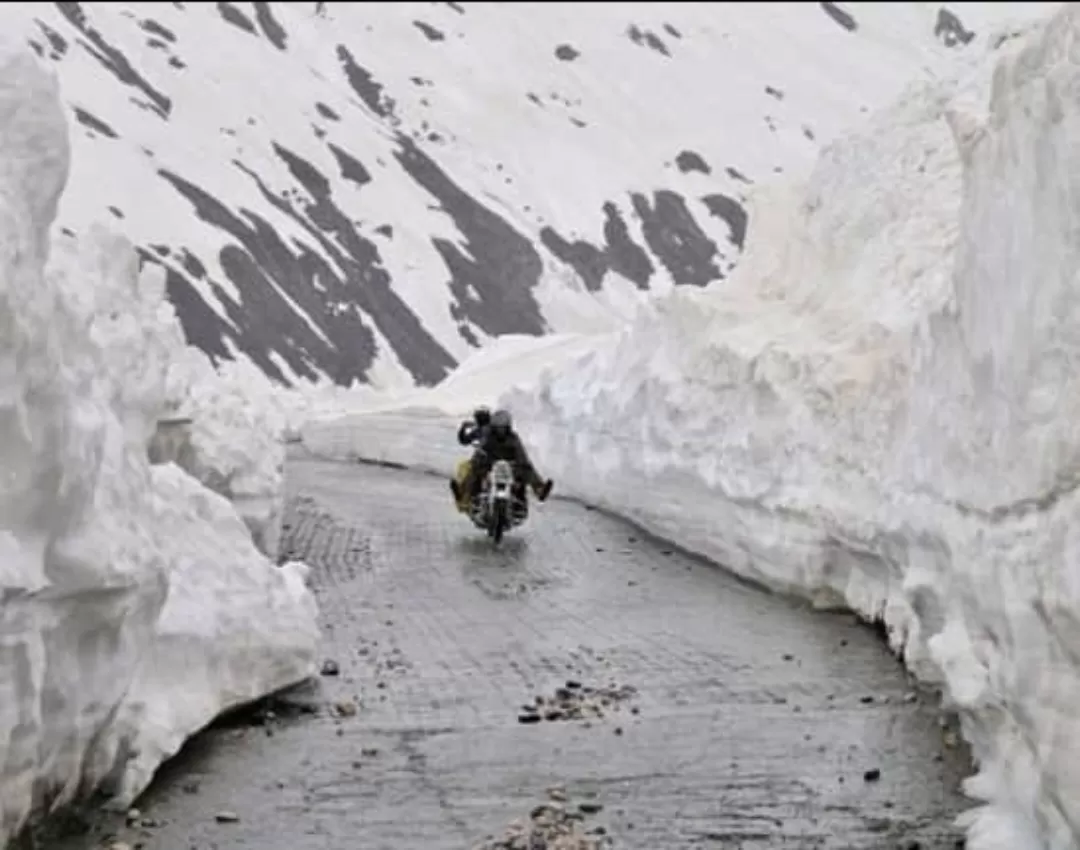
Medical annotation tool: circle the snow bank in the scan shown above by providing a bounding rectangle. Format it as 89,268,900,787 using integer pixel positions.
154,326,381,560
0,45,318,843
158,352,290,560
305,7,1080,849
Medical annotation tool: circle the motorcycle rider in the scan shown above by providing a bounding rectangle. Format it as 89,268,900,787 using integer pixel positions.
457,405,492,448
451,408,554,506
450,406,491,510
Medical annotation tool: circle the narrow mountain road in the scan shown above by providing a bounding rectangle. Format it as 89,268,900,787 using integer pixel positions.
54,449,970,850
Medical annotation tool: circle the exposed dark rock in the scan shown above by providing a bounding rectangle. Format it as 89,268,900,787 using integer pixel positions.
643,30,670,56
393,136,546,339
457,322,478,346
701,193,748,249
820,2,857,32
130,96,163,117
675,150,710,175
55,1,172,119
602,202,654,288
554,43,579,61
327,143,372,188
632,190,721,286
336,45,396,120
72,106,119,139
139,248,235,367
179,248,207,279
35,20,68,56
315,101,340,121
725,165,752,184
539,229,605,292
139,17,176,42
540,202,653,292
414,20,446,41
628,24,671,56
157,141,457,387
256,141,455,381
253,1,288,50
216,1,256,34
934,8,975,47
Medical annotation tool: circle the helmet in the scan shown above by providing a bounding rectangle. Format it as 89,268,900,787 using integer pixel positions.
474,406,492,427
491,408,512,435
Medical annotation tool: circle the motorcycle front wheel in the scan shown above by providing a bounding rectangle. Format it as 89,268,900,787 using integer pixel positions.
489,500,508,544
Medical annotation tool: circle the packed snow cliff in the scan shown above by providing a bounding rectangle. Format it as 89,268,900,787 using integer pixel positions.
305,5,1080,849
0,44,318,846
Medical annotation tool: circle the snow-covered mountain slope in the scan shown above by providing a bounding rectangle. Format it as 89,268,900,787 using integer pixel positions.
0,1,1057,392
302,4,1080,849
0,43,317,846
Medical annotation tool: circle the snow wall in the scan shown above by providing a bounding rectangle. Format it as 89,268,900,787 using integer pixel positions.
304,7,1080,850
0,44,319,844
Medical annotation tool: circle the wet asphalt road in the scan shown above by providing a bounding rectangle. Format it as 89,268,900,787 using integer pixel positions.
51,450,970,850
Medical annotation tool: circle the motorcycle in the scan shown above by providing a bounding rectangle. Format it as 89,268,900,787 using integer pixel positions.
466,458,528,544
